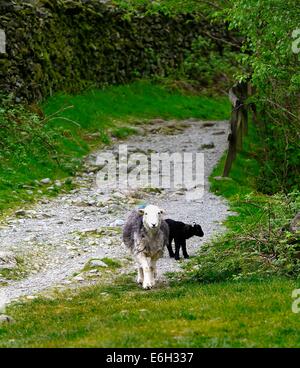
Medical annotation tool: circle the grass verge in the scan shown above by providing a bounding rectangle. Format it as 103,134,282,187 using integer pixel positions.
0,276,299,348
0,80,229,214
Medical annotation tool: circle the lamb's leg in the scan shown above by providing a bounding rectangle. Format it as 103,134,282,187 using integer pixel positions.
136,254,152,289
167,236,175,258
137,267,144,284
182,239,189,259
174,239,181,260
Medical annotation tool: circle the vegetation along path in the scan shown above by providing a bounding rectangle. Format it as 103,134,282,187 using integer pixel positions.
0,119,231,303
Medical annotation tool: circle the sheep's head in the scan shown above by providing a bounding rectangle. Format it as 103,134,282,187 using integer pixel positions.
192,222,204,237
184,222,204,238
139,205,165,231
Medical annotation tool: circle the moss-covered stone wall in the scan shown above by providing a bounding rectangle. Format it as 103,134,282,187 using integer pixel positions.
0,0,202,102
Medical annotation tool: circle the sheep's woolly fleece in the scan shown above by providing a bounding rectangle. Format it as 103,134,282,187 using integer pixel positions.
0,119,232,303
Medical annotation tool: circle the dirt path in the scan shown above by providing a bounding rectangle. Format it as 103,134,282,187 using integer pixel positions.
0,119,231,303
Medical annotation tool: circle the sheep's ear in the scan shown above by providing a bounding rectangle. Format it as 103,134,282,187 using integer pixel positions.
138,209,144,215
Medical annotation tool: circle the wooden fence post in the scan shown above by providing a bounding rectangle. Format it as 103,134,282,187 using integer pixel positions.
222,83,250,177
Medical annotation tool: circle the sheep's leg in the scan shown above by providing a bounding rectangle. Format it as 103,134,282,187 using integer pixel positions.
182,239,189,259
150,259,157,286
143,264,153,289
167,237,175,258
136,254,152,289
137,267,144,284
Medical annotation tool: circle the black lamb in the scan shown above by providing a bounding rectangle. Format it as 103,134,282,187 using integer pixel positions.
165,219,204,260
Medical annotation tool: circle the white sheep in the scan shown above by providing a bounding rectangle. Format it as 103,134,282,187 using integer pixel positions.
122,205,169,289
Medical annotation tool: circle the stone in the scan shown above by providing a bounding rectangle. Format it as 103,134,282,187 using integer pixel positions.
15,209,27,217
213,176,233,181
201,142,215,149
0,251,17,270
110,219,124,227
112,192,125,199
89,269,99,274
202,122,215,127
89,259,108,268
84,163,106,173
40,178,51,185
212,131,226,135
26,295,37,300
150,118,165,125
87,200,96,206
54,180,62,188
0,315,15,325
74,275,84,282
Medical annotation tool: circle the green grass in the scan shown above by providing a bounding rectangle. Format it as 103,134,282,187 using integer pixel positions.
43,80,230,127
0,80,230,214
1,277,299,348
210,124,260,199
209,121,264,235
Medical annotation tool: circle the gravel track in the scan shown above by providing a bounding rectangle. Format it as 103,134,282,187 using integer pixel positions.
0,119,231,303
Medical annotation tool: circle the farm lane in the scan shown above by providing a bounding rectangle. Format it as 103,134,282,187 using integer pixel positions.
0,119,231,303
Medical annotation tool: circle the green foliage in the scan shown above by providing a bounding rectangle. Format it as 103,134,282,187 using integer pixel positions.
0,277,299,347
0,95,83,212
179,35,239,93
112,0,227,17
225,0,300,192
186,192,300,282
113,1,239,93
185,123,300,283
101,258,122,268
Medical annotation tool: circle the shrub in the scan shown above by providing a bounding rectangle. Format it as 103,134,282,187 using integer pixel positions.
185,192,300,283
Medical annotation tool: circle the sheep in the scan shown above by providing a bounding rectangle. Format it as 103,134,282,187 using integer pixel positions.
165,219,204,260
123,205,169,289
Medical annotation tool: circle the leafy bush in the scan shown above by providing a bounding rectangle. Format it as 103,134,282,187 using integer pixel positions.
180,35,240,93
225,0,300,193
0,95,83,179
185,192,300,282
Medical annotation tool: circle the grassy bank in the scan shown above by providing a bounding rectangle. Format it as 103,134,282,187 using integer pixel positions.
183,122,300,282
0,80,229,213
0,277,299,348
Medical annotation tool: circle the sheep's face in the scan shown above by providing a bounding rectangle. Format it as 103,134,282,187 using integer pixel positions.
184,223,204,238
139,205,165,231
192,223,204,237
